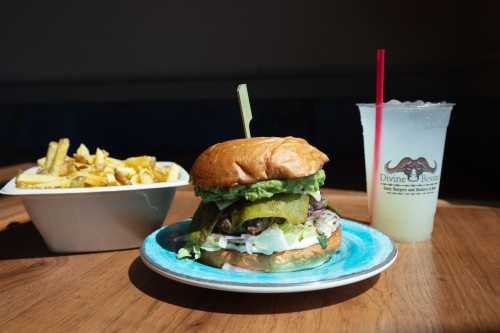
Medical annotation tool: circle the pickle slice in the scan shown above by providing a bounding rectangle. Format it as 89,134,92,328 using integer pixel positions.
230,193,309,232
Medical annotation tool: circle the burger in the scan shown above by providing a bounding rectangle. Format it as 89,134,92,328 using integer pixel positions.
177,136,341,272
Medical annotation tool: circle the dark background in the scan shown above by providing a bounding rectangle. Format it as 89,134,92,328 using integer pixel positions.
1,1,499,199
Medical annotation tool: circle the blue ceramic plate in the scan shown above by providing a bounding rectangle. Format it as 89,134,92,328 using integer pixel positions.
140,218,397,293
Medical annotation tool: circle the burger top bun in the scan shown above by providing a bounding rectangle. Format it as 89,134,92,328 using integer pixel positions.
191,137,329,188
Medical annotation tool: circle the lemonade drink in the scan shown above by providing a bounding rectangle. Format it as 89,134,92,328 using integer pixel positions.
358,100,454,242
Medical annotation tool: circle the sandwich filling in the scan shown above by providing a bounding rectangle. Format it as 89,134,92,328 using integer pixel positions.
200,209,339,255
177,170,340,259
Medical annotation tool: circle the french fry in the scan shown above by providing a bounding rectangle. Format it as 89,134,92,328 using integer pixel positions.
166,164,181,181
16,174,70,188
83,174,108,187
153,165,168,182
116,166,136,177
74,143,93,164
60,160,78,176
74,162,90,170
49,138,70,176
24,180,71,188
105,173,120,186
115,169,131,185
70,176,86,188
130,174,140,185
16,173,64,185
94,148,106,170
139,169,154,184
68,170,91,178
76,143,90,156
43,141,58,172
37,157,46,168
105,157,124,168
125,156,156,171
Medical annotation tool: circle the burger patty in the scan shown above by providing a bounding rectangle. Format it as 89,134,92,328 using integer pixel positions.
215,216,286,235
214,195,328,236
308,195,328,212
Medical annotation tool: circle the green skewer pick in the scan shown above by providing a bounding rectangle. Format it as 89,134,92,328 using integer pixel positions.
237,84,253,138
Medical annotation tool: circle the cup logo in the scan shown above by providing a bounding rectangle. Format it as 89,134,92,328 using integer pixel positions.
385,157,437,182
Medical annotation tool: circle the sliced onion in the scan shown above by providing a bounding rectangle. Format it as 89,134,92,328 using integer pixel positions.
245,238,253,254
220,235,244,240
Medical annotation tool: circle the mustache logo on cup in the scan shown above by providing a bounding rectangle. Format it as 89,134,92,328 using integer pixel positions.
385,157,437,182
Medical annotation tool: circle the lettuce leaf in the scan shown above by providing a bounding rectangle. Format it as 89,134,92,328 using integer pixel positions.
252,225,288,254
176,244,201,259
317,232,328,249
177,202,219,259
184,202,219,245
195,169,325,202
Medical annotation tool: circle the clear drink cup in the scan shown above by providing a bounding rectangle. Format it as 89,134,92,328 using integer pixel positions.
357,100,454,242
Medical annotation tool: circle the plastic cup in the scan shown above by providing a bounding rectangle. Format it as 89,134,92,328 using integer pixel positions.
358,100,454,242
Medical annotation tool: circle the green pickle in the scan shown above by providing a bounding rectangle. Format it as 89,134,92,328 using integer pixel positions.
231,193,309,228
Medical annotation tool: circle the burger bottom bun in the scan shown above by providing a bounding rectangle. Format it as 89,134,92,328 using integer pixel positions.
200,226,341,272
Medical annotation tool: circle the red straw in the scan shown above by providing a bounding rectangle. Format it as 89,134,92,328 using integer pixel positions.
370,49,385,221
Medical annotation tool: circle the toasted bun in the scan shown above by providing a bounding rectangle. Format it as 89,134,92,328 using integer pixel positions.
199,226,341,272
191,137,329,188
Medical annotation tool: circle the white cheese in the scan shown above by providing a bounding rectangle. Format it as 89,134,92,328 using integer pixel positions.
307,190,322,202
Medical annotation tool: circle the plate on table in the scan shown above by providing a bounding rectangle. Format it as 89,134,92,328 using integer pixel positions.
140,218,397,293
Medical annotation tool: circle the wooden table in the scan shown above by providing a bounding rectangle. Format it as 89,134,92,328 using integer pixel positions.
1,184,499,332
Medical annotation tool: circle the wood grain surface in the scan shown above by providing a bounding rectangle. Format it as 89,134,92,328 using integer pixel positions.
0,162,34,185
0,163,34,231
0,186,499,333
